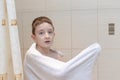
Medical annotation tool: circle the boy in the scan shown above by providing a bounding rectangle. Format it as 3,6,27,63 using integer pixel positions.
24,16,63,80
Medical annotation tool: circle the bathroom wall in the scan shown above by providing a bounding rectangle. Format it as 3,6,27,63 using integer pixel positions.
14,0,120,80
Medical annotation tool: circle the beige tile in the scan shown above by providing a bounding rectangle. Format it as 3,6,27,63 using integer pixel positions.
72,10,98,48
20,48,24,62
23,48,29,60
98,0,120,9
98,49,120,80
45,0,72,11
16,13,24,48
46,11,72,49
92,63,98,80
22,0,45,11
15,0,23,11
14,13,24,76
98,9,120,48
71,0,97,10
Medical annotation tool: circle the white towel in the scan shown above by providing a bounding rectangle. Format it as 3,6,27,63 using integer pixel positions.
24,43,101,80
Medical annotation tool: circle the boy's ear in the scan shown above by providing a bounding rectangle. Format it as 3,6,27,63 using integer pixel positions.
31,34,36,41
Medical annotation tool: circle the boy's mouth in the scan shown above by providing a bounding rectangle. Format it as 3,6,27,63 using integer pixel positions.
45,41,51,44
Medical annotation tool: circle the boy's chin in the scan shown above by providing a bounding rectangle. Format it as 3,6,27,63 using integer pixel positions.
44,45,52,48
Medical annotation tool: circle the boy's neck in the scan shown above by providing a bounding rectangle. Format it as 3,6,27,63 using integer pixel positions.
36,45,50,55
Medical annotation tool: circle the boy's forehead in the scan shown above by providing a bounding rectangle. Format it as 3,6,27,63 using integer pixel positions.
36,25,53,31
36,22,53,30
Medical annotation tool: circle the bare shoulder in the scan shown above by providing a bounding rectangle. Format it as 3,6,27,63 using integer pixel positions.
50,49,64,61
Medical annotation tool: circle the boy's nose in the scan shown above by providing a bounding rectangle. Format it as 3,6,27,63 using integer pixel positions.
45,33,50,38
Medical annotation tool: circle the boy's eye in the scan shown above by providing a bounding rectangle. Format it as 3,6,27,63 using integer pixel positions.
39,32,44,35
48,31,53,34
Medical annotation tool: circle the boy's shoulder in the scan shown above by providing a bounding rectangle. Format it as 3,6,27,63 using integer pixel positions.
50,49,64,57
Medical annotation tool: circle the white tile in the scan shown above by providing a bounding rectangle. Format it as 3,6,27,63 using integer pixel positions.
71,0,97,10
98,49,120,80
98,0,120,9
22,0,45,11
98,9,120,48
46,11,72,49
46,0,72,11
72,10,98,48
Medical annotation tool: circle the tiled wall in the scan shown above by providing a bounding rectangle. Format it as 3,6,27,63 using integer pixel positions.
98,0,120,80
14,0,120,80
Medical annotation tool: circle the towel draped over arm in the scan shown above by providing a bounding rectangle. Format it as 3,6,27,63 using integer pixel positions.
24,43,101,80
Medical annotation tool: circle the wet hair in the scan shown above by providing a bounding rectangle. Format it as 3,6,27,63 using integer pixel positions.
32,16,54,35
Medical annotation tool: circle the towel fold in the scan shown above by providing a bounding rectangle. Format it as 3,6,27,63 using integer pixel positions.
24,43,101,80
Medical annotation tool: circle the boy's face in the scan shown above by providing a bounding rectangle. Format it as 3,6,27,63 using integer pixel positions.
32,22,55,48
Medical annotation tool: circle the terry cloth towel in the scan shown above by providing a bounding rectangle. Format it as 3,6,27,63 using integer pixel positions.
24,43,101,80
